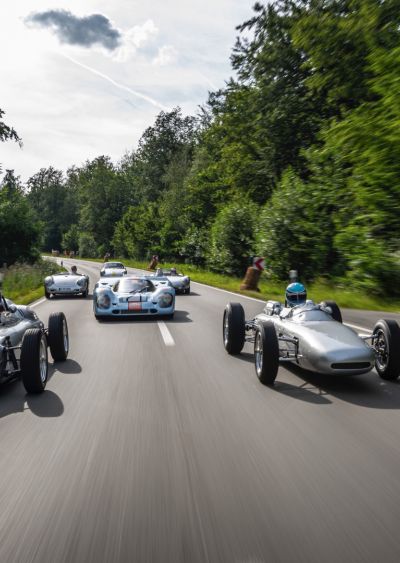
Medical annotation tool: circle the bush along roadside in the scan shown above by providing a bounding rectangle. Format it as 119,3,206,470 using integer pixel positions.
2,260,62,305
56,255,400,313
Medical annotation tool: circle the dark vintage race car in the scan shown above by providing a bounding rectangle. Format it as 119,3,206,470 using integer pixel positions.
0,293,69,393
223,299,400,385
153,268,191,294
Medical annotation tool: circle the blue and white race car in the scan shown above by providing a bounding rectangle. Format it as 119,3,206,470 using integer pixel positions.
93,276,175,319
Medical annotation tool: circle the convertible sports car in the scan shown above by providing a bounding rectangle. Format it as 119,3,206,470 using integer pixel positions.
93,276,175,319
44,272,89,298
100,262,127,277
0,293,69,392
223,298,400,385
153,268,190,294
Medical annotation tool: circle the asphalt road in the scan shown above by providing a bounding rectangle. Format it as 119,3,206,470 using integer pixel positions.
1,257,400,563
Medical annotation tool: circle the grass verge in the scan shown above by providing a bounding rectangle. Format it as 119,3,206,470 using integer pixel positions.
55,255,400,312
2,260,62,305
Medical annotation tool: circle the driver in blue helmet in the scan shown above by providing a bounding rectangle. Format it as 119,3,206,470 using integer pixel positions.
285,282,307,307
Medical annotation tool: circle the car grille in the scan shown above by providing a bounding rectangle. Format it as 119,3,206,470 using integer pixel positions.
331,362,371,369
112,309,158,314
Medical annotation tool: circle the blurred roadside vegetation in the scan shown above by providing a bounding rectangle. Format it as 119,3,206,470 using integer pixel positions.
73,256,400,312
2,1,400,300
2,260,61,305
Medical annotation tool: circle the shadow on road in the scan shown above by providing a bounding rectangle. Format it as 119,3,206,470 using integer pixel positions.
283,363,400,409
0,383,64,418
95,310,192,324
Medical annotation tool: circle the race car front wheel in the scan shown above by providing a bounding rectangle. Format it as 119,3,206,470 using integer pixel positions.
21,329,48,393
48,312,69,361
373,319,400,380
254,321,279,385
223,303,245,354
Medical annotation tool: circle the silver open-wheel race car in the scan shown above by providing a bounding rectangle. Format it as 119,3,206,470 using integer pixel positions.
223,299,400,385
0,294,69,393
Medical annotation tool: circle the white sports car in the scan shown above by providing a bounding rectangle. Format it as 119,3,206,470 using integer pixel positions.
100,261,127,277
44,272,89,298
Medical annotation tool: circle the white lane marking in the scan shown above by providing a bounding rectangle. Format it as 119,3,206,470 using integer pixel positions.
30,298,46,308
157,321,175,346
345,322,371,333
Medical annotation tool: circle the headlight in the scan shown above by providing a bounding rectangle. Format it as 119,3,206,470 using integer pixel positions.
45,276,53,286
77,278,86,287
158,293,173,308
96,292,111,309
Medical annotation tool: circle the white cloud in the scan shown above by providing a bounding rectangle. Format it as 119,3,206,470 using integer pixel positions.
113,19,158,62
153,45,178,66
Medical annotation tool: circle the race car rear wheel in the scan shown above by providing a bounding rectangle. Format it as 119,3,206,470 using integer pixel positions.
48,312,69,361
322,300,342,323
373,320,400,380
223,303,245,354
21,329,48,393
254,321,279,385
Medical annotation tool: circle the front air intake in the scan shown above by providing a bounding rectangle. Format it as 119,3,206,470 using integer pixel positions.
331,362,371,370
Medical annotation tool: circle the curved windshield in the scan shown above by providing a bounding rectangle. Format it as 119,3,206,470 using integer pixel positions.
104,262,124,269
116,278,154,293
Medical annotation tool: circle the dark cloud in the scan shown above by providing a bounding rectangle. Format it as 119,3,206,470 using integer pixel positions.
25,10,121,50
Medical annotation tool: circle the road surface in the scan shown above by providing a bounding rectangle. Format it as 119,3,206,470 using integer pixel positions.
1,257,400,562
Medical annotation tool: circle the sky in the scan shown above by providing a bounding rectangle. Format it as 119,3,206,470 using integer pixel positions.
0,1,255,183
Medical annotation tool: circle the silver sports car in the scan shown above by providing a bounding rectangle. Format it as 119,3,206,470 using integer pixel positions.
153,268,190,294
223,299,400,385
0,293,69,392
93,276,175,319
44,272,89,298
100,262,127,277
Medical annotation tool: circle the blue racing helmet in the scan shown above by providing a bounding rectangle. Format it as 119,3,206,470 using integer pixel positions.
285,282,307,307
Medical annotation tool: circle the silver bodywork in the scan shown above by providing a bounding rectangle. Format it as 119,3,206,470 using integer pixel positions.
251,300,375,375
153,269,190,293
0,299,43,381
45,273,89,296
100,262,127,278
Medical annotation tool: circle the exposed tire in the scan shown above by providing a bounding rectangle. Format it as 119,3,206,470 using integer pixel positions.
373,319,400,380
322,300,342,323
81,287,89,298
254,321,279,385
184,287,190,295
48,312,69,361
223,303,245,355
21,329,48,393
45,288,51,299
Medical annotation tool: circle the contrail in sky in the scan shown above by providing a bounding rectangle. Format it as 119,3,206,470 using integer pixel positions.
62,54,169,111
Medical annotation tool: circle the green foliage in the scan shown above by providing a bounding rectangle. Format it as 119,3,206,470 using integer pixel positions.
27,167,78,250
112,203,160,260
61,224,80,252
2,259,60,303
0,108,22,172
78,232,98,258
0,171,42,265
207,196,258,275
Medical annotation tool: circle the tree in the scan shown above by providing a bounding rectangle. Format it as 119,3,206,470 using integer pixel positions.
0,171,41,265
207,196,259,275
0,109,22,173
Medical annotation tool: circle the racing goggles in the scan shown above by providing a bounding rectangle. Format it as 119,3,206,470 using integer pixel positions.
286,291,307,304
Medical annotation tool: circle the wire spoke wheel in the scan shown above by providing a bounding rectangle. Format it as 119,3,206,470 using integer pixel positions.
255,331,263,376
374,328,388,372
